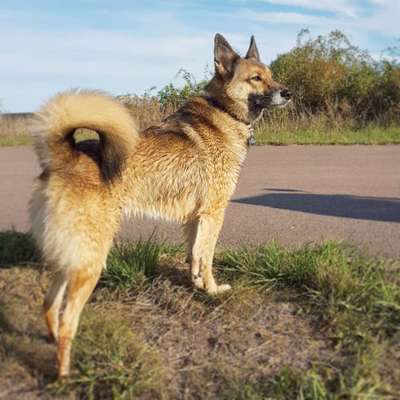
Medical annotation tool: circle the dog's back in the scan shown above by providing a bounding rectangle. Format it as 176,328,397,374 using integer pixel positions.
119,96,249,222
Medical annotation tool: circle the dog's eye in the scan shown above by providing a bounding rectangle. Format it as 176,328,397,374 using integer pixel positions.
251,76,262,82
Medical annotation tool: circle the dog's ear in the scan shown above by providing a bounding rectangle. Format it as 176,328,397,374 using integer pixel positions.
214,33,240,78
245,35,260,61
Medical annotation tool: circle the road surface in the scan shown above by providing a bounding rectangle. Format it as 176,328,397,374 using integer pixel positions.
1,145,399,258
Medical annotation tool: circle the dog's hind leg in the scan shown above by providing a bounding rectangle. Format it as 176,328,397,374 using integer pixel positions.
184,221,198,266
57,264,103,378
190,212,231,294
43,271,68,343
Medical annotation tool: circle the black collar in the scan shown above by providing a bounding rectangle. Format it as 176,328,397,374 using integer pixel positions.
204,96,250,126
204,96,256,146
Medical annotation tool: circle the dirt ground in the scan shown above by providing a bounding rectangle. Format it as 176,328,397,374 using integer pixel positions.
0,259,331,399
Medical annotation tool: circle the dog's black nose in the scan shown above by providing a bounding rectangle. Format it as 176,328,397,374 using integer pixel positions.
280,88,292,99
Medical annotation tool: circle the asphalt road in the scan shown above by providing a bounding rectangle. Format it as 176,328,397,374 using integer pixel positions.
1,145,399,258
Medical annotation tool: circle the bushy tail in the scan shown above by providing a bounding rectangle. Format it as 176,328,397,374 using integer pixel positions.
32,89,138,182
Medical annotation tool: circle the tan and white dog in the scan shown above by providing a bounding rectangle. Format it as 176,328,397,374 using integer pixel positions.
30,33,291,378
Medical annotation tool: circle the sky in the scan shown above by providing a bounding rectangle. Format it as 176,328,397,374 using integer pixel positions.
0,0,399,112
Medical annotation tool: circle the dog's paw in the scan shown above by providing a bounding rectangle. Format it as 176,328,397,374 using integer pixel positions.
207,283,231,295
192,274,205,289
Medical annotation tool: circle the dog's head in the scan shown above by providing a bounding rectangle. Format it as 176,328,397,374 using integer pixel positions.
207,34,292,122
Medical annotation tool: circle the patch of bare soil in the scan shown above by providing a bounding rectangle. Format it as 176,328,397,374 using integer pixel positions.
0,267,61,399
0,262,332,399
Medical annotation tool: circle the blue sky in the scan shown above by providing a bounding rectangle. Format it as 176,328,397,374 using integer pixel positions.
1,0,399,112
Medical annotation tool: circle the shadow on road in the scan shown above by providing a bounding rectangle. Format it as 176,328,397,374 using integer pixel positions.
233,190,400,223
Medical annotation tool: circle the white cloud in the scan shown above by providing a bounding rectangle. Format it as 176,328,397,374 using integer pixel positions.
361,0,400,37
239,11,330,25
368,0,387,5
1,2,399,111
240,0,400,42
258,0,358,17
255,0,400,38
0,27,215,111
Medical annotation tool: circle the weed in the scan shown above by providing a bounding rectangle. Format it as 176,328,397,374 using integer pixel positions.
101,239,162,290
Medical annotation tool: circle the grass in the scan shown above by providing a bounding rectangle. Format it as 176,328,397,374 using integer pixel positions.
0,134,32,146
0,112,33,145
0,231,399,399
0,128,97,147
0,230,38,267
53,309,167,400
1,102,400,147
255,126,400,145
2,128,400,147
1,127,399,148
101,239,161,290
218,241,400,398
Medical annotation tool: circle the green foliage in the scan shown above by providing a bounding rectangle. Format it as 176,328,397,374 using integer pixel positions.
157,69,208,108
270,30,400,125
141,30,400,136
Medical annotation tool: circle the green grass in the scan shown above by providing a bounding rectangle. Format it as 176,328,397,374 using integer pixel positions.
255,126,400,145
0,232,399,399
101,239,162,290
0,134,32,146
217,241,400,399
53,309,167,400
0,129,96,147
0,230,38,267
1,127,400,147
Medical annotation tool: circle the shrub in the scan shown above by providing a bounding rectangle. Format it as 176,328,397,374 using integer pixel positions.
270,29,400,127
157,69,208,109
116,30,400,138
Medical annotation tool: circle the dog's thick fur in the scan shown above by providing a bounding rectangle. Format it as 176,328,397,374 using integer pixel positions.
30,34,291,378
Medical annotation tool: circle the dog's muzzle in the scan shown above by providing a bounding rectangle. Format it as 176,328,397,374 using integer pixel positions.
249,88,292,112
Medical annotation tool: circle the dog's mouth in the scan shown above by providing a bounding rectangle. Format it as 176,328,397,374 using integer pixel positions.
248,89,292,115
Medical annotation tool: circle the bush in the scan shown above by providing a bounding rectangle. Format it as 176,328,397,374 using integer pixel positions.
270,29,400,127
157,69,208,109
116,30,400,137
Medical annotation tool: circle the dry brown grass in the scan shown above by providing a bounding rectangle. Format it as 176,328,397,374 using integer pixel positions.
105,97,400,146
1,97,399,147
0,113,34,146
116,94,177,131
0,113,33,136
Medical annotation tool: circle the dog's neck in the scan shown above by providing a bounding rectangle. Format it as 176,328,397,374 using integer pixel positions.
203,95,256,146
203,96,249,125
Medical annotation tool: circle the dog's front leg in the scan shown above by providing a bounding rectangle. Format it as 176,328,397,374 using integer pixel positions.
189,213,231,294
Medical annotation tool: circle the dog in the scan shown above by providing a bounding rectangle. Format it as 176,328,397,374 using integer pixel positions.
30,33,292,378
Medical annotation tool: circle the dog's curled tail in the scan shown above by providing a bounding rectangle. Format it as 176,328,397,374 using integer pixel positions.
32,89,138,182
